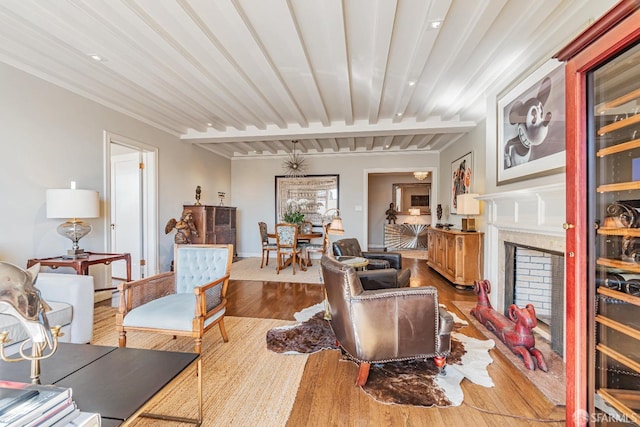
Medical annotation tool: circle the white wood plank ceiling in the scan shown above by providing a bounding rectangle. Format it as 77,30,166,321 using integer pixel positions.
0,0,617,158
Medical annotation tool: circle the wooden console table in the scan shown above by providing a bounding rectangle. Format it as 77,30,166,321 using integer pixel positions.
427,227,483,288
27,252,132,283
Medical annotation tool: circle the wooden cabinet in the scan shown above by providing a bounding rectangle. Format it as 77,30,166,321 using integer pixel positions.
427,227,483,288
183,205,237,256
558,2,640,422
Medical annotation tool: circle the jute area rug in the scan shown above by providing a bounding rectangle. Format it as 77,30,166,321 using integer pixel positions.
91,306,307,426
230,257,322,284
452,300,565,406
267,303,495,407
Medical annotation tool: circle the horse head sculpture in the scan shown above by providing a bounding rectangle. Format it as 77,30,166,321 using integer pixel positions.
0,262,53,348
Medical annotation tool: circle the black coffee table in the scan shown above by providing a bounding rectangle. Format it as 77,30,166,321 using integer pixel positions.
0,343,201,426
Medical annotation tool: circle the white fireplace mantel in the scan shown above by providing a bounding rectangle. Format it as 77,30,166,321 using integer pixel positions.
477,183,566,237
477,183,567,331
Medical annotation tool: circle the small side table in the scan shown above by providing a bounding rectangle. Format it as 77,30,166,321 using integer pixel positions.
27,252,132,288
336,256,370,271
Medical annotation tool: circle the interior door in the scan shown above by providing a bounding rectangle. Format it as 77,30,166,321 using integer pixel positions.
110,149,143,280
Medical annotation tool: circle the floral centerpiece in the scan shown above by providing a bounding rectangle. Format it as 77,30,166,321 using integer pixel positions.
283,198,309,224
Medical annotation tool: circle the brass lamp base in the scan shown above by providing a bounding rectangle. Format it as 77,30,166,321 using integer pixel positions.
461,217,477,232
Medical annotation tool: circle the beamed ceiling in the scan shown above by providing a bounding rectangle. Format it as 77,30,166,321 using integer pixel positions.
0,0,617,158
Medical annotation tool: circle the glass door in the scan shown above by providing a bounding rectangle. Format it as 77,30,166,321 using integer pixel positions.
589,40,640,424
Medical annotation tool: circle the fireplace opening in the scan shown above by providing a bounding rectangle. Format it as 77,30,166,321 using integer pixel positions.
504,243,565,355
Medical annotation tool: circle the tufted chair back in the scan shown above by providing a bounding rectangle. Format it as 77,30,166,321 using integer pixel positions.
175,244,232,294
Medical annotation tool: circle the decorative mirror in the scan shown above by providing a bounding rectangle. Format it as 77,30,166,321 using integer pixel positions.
392,183,431,215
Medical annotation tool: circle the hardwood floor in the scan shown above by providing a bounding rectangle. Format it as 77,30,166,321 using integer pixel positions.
226,257,566,426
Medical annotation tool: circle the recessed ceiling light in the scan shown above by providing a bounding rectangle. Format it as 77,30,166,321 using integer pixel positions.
396,112,403,117
207,122,213,126
429,20,442,29
408,81,416,87
88,54,105,62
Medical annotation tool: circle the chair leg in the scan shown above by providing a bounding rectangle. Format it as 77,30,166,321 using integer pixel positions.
260,249,265,268
265,249,270,266
300,252,307,271
118,331,127,348
219,318,229,342
276,252,281,274
291,252,296,275
355,362,371,386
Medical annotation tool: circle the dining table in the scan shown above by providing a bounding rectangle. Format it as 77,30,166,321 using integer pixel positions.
268,230,323,270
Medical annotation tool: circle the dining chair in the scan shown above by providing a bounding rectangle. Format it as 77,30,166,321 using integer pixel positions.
275,223,304,275
258,221,277,268
302,223,330,266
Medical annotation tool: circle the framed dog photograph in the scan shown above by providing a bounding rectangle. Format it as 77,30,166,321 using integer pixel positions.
497,59,565,185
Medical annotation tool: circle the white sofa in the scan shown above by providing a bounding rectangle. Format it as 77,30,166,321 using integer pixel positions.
0,272,94,354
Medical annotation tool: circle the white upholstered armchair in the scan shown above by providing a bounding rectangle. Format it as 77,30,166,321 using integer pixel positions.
116,244,233,353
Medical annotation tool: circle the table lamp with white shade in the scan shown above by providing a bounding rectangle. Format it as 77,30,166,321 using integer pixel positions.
456,193,480,232
46,182,99,258
323,208,344,235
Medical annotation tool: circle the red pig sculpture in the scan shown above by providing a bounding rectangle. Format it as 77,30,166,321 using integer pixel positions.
470,279,548,372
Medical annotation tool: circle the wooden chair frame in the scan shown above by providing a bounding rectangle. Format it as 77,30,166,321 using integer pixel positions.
275,223,305,275
115,244,233,354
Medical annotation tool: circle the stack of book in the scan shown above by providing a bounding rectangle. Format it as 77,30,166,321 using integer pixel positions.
0,381,100,426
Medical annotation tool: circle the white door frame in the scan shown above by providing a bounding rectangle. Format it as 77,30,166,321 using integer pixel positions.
103,131,159,277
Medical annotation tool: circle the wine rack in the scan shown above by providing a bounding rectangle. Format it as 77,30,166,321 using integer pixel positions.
590,40,640,424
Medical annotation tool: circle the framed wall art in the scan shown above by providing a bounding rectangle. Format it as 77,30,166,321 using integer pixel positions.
451,152,472,214
497,58,566,185
275,174,339,226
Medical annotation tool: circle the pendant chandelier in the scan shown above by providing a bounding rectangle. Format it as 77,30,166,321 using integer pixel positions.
282,140,307,177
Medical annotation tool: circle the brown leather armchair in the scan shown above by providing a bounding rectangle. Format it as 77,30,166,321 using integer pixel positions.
321,254,453,386
332,238,402,270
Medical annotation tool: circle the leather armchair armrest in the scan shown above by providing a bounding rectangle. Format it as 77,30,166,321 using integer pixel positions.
357,269,398,290
362,251,402,269
352,286,438,305
438,307,454,335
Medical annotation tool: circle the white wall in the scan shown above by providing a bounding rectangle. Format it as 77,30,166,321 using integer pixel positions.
0,62,230,272
440,120,487,229
231,152,439,257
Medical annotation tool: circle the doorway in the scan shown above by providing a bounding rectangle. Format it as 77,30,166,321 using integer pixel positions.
104,132,158,281
363,167,438,250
